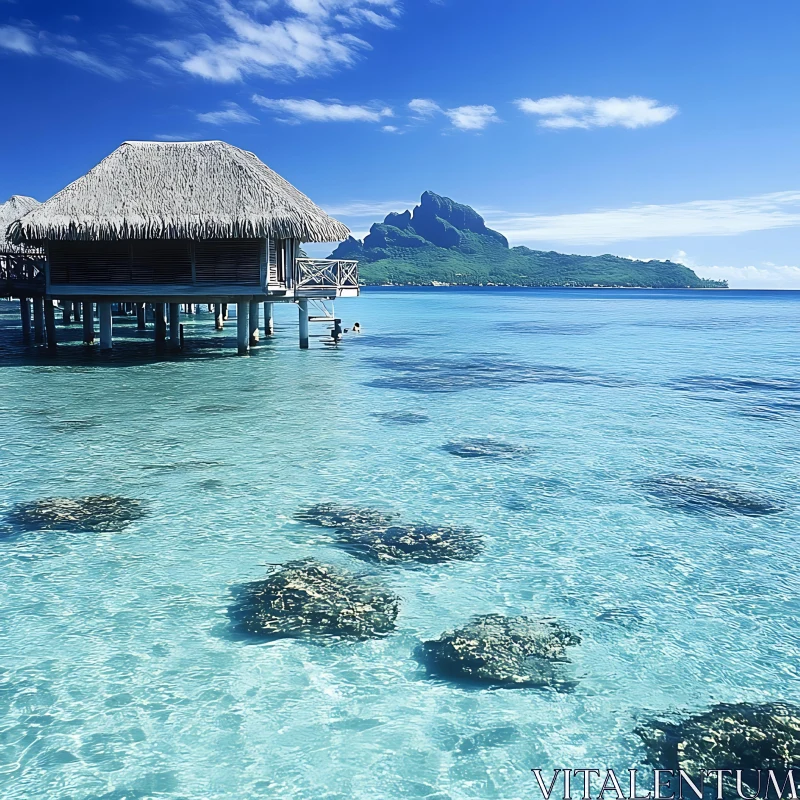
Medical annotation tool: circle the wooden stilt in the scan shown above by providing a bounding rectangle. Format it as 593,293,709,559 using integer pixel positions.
298,299,309,349
73,302,81,323
222,303,229,321
207,304,212,313
62,301,72,325
236,300,249,355
263,301,274,336
249,299,260,346
33,297,45,344
154,302,166,345
82,301,94,343
99,302,112,350
137,303,146,330
169,303,181,350
44,299,57,349
20,298,31,344
214,303,223,330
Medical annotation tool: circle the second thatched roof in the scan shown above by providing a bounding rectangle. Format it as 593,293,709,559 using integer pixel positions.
9,140,350,245
1,195,40,253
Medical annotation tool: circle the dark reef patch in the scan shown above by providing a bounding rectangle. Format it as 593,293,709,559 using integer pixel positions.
635,318,765,332
295,503,482,564
230,558,400,641
364,355,628,394
419,614,581,688
196,479,226,492
192,404,243,414
670,375,800,395
349,334,418,349
636,702,800,787
595,607,645,627
442,438,526,460
640,475,783,516
139,460,228,473
370,411,430,426
737,401,800,420
496,321,602,336
294,503,399,530
7,495,147,533
337,523,483,564
47,419,98,433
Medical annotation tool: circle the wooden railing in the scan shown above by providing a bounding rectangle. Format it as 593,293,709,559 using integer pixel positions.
294,259,359,294
0,251,46,296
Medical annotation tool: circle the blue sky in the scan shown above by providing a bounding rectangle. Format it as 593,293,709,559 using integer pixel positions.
2,0,800,286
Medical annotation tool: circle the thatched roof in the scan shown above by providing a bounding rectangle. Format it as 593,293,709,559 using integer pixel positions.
1,195,40,253
9,141,350,244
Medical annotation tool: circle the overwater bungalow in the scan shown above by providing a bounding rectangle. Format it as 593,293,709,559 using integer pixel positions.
0,195,48,345
7,140,358,353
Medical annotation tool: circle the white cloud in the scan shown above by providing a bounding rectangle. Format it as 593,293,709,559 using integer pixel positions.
0,24,127,78
408,98,499,131
131,0,187,10
693,263,800,290
46,46,127,79
381,124,399,133
144,0,401,82
482,191,800,246
155,133,195,141
197,101,258,124
287,0,398,23
253,95,392,122
324,199,416,217
0,25,37,54
409,98,440,117
445,104,499,131
515,95,677,130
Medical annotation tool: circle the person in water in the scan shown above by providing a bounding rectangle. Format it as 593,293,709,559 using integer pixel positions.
352,322,361,333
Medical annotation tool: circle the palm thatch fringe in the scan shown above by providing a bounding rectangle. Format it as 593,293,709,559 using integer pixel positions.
1,195,40,253
10,141,350,245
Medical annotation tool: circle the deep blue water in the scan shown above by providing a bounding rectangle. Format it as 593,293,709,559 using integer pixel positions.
0,288,799,799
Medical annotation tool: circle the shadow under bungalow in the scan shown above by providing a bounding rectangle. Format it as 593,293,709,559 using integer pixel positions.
0,140,358,354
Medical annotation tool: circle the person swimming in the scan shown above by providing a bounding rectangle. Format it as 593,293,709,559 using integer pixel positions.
352,322,361,333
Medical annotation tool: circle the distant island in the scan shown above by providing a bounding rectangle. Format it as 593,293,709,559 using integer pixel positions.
329,192,727,289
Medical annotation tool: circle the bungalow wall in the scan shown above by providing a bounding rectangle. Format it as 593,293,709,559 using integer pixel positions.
46,238,295,297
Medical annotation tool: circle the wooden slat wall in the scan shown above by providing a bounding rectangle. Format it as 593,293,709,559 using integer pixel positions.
132,241,192,283
49,239,262,286
195,240,261,284
50,242,131,284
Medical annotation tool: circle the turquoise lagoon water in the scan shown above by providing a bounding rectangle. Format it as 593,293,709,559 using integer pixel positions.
0,288,799,800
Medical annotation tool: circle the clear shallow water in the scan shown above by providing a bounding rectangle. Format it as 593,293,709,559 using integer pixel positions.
0,288,799,800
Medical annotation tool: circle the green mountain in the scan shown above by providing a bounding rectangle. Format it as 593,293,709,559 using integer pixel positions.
329,192,727,289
